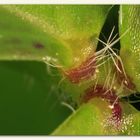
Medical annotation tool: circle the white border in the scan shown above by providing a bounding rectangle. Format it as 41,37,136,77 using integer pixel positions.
0,0,140,4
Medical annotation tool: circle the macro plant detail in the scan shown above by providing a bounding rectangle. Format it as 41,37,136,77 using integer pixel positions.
0,5,140,135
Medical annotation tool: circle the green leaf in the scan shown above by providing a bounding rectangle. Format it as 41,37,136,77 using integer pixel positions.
51,98,112,135
0,7,72,68
0,5,111,68
119,5,140,91
52,98,140,135
130,112,140,135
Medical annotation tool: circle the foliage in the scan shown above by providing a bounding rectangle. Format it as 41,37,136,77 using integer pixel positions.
0,5,140,135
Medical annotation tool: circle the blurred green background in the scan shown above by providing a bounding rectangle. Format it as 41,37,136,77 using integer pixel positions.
0,61,71,135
